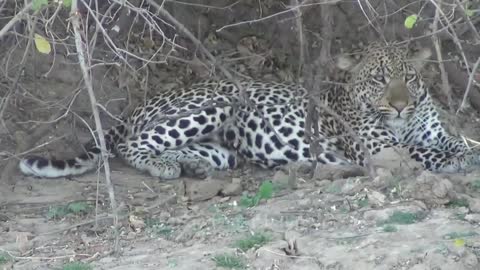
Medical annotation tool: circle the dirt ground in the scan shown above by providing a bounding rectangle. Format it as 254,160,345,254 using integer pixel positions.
1,0,480,269
1,158,480,269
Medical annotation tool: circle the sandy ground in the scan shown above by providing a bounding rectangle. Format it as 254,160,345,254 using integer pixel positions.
1,158,480,270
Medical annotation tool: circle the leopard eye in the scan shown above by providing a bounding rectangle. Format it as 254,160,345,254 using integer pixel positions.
372,74,385,82
405,73,416,80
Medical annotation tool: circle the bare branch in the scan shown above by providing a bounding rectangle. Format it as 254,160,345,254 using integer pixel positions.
70,0,119,252
0,2,33,40
457,57,480,113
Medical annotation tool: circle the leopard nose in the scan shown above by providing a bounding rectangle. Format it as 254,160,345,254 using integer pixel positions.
389,101,407,113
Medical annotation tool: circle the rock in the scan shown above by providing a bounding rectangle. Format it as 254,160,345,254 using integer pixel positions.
272,170,289,187
407,171,455,205
128,215,146,232
16,232,33,253
363,204,425,223
297,198,312,208
464,214,480,223
462,251,479,269
341,178,364,195
409,264,427,270
467,197,480,213
313,164,366,180
185,178,225,202
367,190,386,206
315,179,332,187
126,231,137,240
221,178,243,196
375,167,394,180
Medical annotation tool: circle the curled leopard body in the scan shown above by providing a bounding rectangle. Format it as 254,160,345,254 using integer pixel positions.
19,43,480,179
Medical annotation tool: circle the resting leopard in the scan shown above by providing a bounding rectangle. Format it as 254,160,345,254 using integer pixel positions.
19,43,480,179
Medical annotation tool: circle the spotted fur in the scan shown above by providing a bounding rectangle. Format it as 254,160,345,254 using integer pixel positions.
19,43,479,179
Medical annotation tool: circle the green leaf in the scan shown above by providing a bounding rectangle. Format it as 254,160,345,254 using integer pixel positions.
404,14,418,29
34,34,52,54
32,0,48,11
454,238,465,247
62,0,72,8
258,181,273,200
465,8,474,17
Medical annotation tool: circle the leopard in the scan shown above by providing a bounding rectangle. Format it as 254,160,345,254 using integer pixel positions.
19,42,480,180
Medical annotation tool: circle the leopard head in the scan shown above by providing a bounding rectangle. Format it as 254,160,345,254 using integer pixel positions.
337,43,431,129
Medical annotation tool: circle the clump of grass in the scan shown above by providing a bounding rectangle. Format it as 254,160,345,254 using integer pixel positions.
240,181,273,208
61,262,92,270
213,253,246,269
235,232,271,252
382,224,398,232
357,197,369,208
151,224,173,236
0,252,12,265
447,198,469,208
471,180,480,191
380,211,424,225
325,184,341,194
47,201,91,220
443,231,478,240
454,213,467,220
145,219,173,238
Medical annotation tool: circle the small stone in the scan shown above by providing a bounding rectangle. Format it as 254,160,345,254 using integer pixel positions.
467,197,480,213
15,232,33,253
368,190,386,206
432,179,452,198
462,252,479,269
464,214,480,223
232,177,242,184
314,164,365,180
407,171,454,205
221,180,243,196
159,211,171,221
128,215,145,232
297,198,312,207
126,231,136,240
272,170,289,187
375,168,393,179
315,179,332,187
185,178,225,202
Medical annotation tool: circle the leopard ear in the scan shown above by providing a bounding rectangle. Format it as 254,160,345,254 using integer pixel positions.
408,47,432,71
335,54,358,71
336,54,361,72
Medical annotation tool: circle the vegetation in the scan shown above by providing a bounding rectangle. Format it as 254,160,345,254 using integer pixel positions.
61,262,92,270
240,181,273,208
213,253,247,270
234,232,271,252
47,201,91,220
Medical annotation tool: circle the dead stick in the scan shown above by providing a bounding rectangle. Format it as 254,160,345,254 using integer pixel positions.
457,57,480,114
70,0,119,253
432,7,454,115
0,2,33,39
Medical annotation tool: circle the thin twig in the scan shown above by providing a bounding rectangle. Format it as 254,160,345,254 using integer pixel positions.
0,2,33,39
432,6,454,114
457,57,480,113
70,0,119,253
453,0,480,43
292,0,306,79
215,0,341,32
